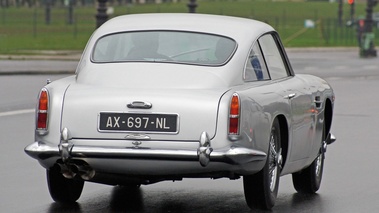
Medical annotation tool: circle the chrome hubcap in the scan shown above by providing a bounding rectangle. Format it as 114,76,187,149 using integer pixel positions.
268,133,282,192
315,154,322,177
315,141,326,177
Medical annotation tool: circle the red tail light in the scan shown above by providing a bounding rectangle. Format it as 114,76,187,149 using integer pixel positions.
37,88,49,133
229,93,240,135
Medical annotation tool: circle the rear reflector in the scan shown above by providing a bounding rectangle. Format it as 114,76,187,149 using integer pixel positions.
37,88,49,132
37,113,47,129
229,93,240,135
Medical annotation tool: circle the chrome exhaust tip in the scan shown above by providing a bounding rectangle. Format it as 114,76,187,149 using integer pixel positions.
76,164,95,180
57,162,95,180
57,163,76,179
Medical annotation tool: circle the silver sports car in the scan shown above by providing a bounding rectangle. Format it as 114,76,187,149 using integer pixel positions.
25,13,336,210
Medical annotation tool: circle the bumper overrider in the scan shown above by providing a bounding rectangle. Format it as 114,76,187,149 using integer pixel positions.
25,129,268,180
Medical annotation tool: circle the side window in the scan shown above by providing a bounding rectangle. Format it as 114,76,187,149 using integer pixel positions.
259,34,289,80
244,42,269,81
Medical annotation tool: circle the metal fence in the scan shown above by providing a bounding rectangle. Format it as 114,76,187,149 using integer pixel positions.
0,4,377,52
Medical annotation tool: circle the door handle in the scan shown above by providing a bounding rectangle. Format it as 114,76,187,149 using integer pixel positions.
127,101,152,109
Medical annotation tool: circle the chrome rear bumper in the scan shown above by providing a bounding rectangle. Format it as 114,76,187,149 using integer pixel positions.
25,141,266,166
26,129,266,167
26,129,266,182
326,133,336,145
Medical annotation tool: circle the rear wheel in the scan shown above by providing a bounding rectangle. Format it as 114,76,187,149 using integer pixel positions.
47,166,84,203
292,124,326,193
243,119,282,210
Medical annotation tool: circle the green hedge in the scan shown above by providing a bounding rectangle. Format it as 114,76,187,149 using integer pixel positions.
0,0,377,54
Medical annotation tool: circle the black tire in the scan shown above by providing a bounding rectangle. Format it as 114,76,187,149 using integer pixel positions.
292,124,326,193
243,119,282,210
47,166,84,203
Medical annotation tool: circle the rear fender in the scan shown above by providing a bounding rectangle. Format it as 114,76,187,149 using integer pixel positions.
35,76,75,146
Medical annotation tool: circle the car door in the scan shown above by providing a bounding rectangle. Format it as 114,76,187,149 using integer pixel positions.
258,33,314,162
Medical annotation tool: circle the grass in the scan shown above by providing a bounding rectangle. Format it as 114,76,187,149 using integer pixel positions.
0,0,378,54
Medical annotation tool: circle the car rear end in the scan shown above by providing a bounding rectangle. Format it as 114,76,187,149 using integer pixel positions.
26,25,268,185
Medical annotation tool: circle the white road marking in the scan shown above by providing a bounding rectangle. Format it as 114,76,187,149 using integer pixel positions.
0,109,35,117
335,66,348,70
304,66,318,71
362,65,378,70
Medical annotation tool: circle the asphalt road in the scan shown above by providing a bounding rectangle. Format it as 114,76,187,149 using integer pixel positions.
1,48,379,212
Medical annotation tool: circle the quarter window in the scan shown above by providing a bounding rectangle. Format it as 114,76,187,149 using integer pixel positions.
259,34,289,80
244,42,269,81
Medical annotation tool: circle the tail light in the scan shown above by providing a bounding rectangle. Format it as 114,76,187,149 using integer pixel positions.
228,93,240,135
36,88,49,134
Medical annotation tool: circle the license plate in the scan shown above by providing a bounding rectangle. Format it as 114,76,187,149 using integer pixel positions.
99,112,178,133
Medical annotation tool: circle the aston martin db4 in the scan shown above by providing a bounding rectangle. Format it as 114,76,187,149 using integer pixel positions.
25,13,336,210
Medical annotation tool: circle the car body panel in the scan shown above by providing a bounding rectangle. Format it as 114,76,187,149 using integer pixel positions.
61,83,227,141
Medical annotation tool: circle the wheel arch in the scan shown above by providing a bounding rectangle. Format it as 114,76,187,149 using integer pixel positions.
324,98,333,138
276,114,289,170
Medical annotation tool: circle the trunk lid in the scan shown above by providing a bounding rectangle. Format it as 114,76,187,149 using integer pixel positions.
61,83,228,141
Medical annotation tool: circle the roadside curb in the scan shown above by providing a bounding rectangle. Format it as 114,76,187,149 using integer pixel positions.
0,54,82,61
0,70,75,75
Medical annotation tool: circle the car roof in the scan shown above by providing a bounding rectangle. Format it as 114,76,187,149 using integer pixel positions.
77,14,279,87
93,13,275,42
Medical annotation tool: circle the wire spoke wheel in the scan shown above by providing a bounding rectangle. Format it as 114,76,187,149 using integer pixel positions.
243,118,282,210
268,134,280,192
292,122,326,193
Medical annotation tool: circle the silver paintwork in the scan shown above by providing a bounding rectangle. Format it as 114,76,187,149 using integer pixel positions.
25,14,335,185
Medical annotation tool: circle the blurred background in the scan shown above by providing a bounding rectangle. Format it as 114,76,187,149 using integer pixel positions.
0,0,378,54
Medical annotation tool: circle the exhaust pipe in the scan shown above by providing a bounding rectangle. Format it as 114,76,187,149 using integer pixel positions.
57,162,95,180
71,164,96,180
58,163,76,179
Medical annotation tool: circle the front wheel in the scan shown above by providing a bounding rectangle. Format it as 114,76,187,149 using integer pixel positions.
292,124,326,193
243,118,282,210
47,166,84,203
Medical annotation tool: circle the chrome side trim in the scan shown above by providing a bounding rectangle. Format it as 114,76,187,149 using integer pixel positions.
326,133,336,145
125,133,151,140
